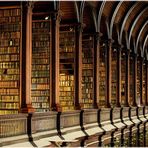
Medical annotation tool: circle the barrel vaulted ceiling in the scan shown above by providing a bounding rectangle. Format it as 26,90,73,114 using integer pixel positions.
4,1,148,59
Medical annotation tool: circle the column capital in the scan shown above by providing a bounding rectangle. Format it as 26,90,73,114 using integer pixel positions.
26,1,34,9
76,23,83,32
94,32,100,41
51,11,61,22
126,48,130,54
104,39,114,45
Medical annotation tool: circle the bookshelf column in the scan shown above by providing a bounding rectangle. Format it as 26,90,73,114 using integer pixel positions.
133,53,137,106
125,49,130,107
140,57,143,106
116,45,121,107
51,12,60,111
22,2,34,113
94,33,100,108
105,40,112,108
146,60,148,106
75,23,82,109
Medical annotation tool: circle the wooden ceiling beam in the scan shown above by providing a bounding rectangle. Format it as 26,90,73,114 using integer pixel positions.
135,21,148,55
143,35,148,57
97,1,106,33
109,1,123,40
129,7,148,51
119,2,137,46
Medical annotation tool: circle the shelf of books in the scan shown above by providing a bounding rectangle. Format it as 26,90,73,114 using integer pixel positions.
82,34,94,109
121,50,126,105
31,14,51,112
137,58,141,105
129,55,134,105
111,48,117,107
0,6,21,115
142,61,146,104
99,43,106,107
59,25,75,111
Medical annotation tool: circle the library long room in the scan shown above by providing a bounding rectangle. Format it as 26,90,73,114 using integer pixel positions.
0,1,148,147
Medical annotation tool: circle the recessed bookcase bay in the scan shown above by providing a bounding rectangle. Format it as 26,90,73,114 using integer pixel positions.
59,25,75,111
31,13,51,112
82,34,94,109
0,6,21,115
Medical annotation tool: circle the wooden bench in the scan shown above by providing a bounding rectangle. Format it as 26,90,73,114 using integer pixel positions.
81,109,104,147
99,108,116,146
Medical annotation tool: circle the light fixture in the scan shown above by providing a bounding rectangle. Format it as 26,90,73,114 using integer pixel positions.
69,27,73,32
45,16,49,20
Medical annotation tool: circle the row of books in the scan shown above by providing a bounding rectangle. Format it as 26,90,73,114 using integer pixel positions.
82,70,93,76
60,42,75,47
82,53,93,59
59,85,74,92
33,29,50,34
82,94,93,99
32,78,49,84
32,41,50,48
81,98,93,103
0,68,19,74
0,39,20,47
0,31,20,39
0,47,19,54
0,102,19,109
0,54,19,62
32,102,49,108
32,35,50,41
81,103,93,109
60,47,74,53
32,84,49,90
60,101,74,106
60,32,75,39
32,51,49,56
0,75,19,81
82,88,93,94
82,64,93,69
0,8,21,17
0,81,18,88
0,95,19,101
59,96,74,100
82,76,93,82
0,24,20,32
82,58,93,64
32,96,49,102
99,72,105,77
60,74,74,81
59,81,74,87
99,96,106,100
32,58,49,63
31,90,49,96
32,22,50,29
0,16,21,24
60,91,74,96
0,62,19,69
32,71,49,77
32,65,50,71
32,48,50,54
61,106,75,111
0,88,19,95
82,83,93,89
60,53,74,59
